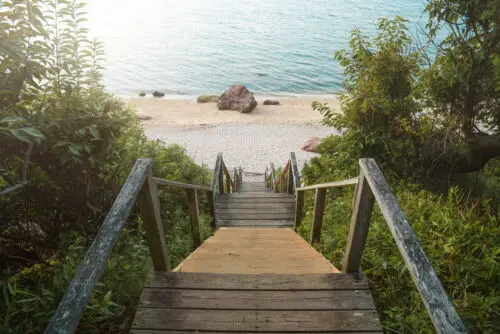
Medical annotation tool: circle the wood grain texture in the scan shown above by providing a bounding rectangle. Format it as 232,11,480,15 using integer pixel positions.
342,173,374,273
311,188,327,243
294,190,305,231
131,331,383,334
216,202,295,209
45,159,153,334
153,177,212,191
140,173,170,271
359,158,466,334
147,272,369,290
217,197,295,203
139,289,375,310
211,152,222,192
216,220,293,228
219,193,295,198
289,152,301,190
186,189,201,247
216,213,295,220
216,207,294,213
297,177,358,191
173,228,339,274
132,309,381,332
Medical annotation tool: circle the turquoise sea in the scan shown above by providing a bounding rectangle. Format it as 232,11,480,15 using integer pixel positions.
86,0,428,96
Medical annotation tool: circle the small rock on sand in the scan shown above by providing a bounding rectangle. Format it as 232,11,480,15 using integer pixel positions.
138,114,153,121
301,137,322,153
197,95,220,103
263,100,280,105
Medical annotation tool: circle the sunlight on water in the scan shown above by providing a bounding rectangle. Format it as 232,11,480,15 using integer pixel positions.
85,0,428,96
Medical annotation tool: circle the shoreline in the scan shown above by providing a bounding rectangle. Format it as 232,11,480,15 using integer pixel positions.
124,95,340,127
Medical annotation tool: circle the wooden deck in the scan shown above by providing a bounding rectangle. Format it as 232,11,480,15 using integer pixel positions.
131,181,382,333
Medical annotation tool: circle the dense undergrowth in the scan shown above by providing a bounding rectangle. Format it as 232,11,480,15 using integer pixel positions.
0,0,212,332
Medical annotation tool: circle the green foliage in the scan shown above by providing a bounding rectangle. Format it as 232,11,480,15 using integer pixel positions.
0,0,213,332
298,166,500,331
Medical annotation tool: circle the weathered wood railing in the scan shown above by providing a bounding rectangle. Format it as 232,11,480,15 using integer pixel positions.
271,156,467,334
46,154,241,334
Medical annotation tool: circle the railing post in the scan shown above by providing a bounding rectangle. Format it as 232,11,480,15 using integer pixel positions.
140,170,171,271
279,172,285,193
207,190,216,229
342,172,374,273
310,188,327,243
287,162,294,194
294,190,304,231
218,165,224,195
225,171,231,193
186,189,201,247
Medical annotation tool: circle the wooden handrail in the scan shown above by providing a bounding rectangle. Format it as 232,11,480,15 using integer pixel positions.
153,177,212,192
342,159,466,333
296,177,358,191
45,159,170,334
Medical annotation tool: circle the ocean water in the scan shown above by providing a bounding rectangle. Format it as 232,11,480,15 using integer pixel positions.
86,0,428,96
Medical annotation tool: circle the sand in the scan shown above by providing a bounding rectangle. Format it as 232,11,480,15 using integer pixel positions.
123,95,340,175
125,95,340,127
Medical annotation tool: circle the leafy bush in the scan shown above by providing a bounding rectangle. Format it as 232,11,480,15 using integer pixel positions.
297,175,500,332
0,0,213,332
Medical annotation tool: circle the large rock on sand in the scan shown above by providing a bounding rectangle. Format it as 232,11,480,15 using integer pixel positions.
218,85,257,113
301,137,322,153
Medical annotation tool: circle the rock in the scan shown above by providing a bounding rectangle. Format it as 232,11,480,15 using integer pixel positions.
152,90,165,98
137,114,152,121
138,91,146,97
218,85,257,113
197,95,220,103
263,100,280,105
300,137,322,153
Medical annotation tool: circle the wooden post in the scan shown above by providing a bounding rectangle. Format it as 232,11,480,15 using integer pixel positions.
310,188,327,243
342,172,375,273
207,190,216,229
294,190,305,231
186,189,201,247
225,172,231,193
140,171,171,271
287,162,294,194
218,166,224,195
279,172,285,193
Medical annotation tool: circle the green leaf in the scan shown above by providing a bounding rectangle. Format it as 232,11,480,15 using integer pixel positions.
10,129,32,143
19,127,45,139
1,115,25,124
68,144,81,156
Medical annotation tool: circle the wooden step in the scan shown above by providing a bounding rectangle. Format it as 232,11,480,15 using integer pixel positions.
217,197,295,203
216,202,295,209
131,272,381,333
216,207,294,213
217,220,293,228
220,193,294,198
216,213,295,220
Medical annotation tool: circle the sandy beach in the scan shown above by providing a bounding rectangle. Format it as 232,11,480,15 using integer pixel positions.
124,95,340,175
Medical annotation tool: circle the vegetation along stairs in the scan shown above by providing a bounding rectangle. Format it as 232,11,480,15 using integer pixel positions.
45,152,467,333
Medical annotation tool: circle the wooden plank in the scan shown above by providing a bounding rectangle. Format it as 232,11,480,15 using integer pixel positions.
287,163,294,194
216,213,295,220
211,152,222,193
220,193,295,198
186,189,201,247
290,152,301,190
217,197,296,204
223,164,235,192
297,178,358,191
217,220,293,227
131,330,383,334
342,173,374,273
359,159,466,334
218,165,224,195
140,173,171,271
311,188,327,243
207,190,216,229
173,228,339,274
148,272,368,290
45,159,153,334
153,177,212,192
216,207,294,213
216,202,295,209
132,309,382,331
294,190,305,231
139,289,375,310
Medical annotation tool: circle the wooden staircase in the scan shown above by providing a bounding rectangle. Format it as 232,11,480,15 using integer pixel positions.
45,153,467,334
130,178,382,333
